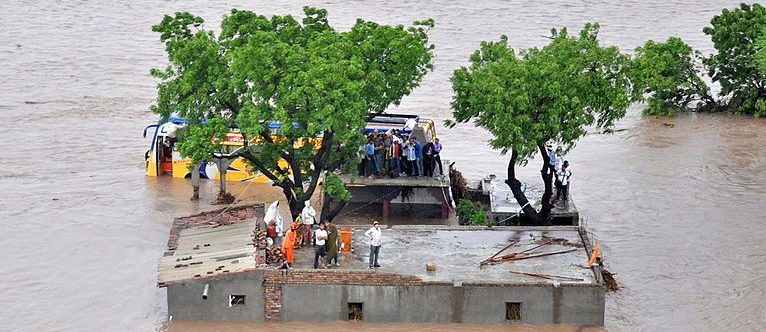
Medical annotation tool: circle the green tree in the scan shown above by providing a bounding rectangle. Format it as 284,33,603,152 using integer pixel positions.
151,7,435,219
631,37,716,116
703,3,766,116
755,26,766,88
449,24,633,225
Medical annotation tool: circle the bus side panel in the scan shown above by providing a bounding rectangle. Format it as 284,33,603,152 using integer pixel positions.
146,153,159,176
172,158,192,178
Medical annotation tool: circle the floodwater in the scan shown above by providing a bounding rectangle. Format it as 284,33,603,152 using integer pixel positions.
1,0,764,331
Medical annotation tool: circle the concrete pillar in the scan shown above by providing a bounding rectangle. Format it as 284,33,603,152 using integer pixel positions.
382,200,390,218
214,158,234,195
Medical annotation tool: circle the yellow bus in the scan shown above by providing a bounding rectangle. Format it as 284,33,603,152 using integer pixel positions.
143,114,437,183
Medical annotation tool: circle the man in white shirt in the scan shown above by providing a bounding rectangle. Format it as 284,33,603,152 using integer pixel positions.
313,222,328,269
365,221,383,269
556,160,572,203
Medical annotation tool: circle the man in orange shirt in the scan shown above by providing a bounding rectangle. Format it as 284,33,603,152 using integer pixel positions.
282,225,297,268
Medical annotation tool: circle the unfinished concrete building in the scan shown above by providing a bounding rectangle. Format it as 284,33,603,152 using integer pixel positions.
158,205,606,325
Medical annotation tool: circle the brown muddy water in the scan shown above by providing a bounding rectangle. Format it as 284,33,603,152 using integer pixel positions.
1,1,765,331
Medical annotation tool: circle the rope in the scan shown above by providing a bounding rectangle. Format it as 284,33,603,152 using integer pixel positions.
495,201,530,225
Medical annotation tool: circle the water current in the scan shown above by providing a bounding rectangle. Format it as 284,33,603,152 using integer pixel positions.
1,1,764,331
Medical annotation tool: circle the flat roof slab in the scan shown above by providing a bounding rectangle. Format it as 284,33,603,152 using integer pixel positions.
486,179,578,217
292,226,597,286
340,174,449,188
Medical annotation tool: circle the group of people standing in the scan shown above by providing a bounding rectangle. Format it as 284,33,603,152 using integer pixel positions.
263,201,384,270
360,129,443,179
546,144,573,204
263,201,340,269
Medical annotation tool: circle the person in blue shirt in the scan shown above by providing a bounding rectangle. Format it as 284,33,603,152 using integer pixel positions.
403,137,417,177
546,143,558,175
364,139,376,177
413,137,422,178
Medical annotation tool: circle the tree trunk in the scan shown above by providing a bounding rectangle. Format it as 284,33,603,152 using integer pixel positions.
320,193,348,222
536,143,555,223
504,145,554,226
191,163,201,201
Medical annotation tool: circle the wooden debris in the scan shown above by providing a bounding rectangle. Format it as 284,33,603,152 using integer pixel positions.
265,245,285,265
479,240,518,265
481,247,577,265
509,270,584,281
506,248,578,261
252,224,267,248
533,237,582,248
601,267,619,292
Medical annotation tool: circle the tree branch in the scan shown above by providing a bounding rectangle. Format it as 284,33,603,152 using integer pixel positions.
301,131,334,201
239,149,283,183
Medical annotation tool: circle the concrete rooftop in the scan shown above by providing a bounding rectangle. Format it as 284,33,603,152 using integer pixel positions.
292,225,598,286
485,178,578,218
340,174,450,188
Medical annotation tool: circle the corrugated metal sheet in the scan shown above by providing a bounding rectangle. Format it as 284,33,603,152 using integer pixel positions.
158,219,257,286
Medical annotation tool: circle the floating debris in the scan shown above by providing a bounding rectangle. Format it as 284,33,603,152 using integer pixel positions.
601,267,619,292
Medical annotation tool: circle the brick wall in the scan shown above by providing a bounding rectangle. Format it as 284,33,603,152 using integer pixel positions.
164,203,264,256
264,284,282,321
261,269,425,321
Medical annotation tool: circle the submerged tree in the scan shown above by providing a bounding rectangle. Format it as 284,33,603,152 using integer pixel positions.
449,24,634,225
151,7,435,219
631,37,716,116
703,3,766,116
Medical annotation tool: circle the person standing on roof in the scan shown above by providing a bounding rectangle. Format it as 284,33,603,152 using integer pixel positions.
313,222,328,269
422,139,435,178
364,139,375,177
282,224,297,268
556,160,572,203
413,137,423,178
383,133,392,175
432,137,443,175
389,135,401,178
546,143,559,175
301,200,316,246
403,137,418,178
374,135,384,176
324,220,340,267
365,221,383,269
264,201,284,238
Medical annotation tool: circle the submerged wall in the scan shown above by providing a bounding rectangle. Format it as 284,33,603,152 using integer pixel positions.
167,271,265,321
263,270,605,325
167,269,604,325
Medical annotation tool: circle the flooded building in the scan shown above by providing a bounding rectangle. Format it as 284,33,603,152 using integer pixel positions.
158,205,606,325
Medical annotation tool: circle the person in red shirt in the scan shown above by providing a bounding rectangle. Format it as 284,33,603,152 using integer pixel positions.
266,221,278,241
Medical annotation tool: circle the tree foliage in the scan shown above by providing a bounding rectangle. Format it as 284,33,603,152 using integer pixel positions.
631,37,715,116
151,7,435,218
632,3,766,117
450,23,634,224
703,3,766,116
